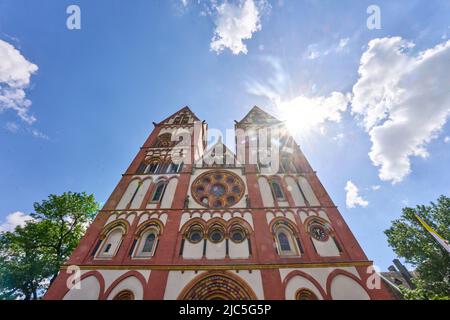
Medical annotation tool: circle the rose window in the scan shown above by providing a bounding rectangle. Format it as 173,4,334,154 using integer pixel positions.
191,170,245,208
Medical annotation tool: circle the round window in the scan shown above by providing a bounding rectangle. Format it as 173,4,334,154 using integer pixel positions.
187,228,203,243
191,170,245,208
230,229,246,243
309,224,328,242
209,230,224,243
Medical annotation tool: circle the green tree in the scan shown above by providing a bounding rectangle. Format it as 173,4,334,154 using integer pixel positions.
0,222,51,300
30,192,99,282
385,195,450,300
0,192,99,300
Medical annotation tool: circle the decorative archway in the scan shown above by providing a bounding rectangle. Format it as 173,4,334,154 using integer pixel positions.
178,272,257,300
113,290,135,300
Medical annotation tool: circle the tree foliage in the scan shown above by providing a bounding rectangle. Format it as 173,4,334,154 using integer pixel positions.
0,192,99,300
385,195,450,300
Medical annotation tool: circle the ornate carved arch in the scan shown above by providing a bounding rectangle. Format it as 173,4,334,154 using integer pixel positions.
303,216,331,231
135,219,164,238
178,271,258,300
102,271,147,300
180,217,207,235
100,219,130,239
269,217,298,236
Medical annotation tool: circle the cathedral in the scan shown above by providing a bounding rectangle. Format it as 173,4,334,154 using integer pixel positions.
45,106,393,300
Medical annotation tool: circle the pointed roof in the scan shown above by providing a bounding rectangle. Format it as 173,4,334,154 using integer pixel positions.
197,137,239,166
237,106,282,126
157,106,201,125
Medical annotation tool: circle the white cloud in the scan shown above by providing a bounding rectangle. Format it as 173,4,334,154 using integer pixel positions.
210,0,267,55
29,128,49,140
0,39,38,124
345,181,369,209
0,211,34,233
5,121,19,133
332,133,345,141
444,136,450,143
305,37,350,59
306,45,321,60
371,185,381,191
338,37,350,50
351,37,450,184
246,56,288,99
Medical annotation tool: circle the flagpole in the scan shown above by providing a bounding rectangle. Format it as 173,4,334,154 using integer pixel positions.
414,214,450,254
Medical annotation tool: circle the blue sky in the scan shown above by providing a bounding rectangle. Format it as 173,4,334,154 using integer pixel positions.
0,0,449,270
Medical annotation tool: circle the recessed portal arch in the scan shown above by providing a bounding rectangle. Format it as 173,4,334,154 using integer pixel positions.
178,271,257,300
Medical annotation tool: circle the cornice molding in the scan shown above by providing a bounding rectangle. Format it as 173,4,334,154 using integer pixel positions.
60,260,373,271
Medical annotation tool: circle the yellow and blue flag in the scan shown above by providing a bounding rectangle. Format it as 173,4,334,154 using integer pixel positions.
415,214,450,253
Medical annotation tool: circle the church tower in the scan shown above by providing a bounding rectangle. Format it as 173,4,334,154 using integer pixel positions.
45,106,393,300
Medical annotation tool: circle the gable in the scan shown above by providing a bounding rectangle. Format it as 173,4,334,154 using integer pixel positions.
159,106,200,126
198,140,238,167
238,106,281,125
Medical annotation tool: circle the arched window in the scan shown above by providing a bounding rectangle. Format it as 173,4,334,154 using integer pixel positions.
147,159,160,174
273,223,300,256
227,222,251,259
295,289,318,300
116,179,141,210
306,218,341,256
96,224,127,259
229,225,247,244
298,176,320,206
186,224,204,244
113,290,135,300
277,231,291,251
136,162,148,175
142,233,156,252
270,180,285,200
281,158,297,173
167,161,183,173
151,182,167,203
208,224,225,243
133,227,159,258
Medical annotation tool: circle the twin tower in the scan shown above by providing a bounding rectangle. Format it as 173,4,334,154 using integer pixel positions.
45,106,393,300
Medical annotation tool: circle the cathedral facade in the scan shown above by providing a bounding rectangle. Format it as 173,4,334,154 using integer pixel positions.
45,106,393,300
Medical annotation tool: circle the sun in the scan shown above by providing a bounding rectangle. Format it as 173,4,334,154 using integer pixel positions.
273,96,322,140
